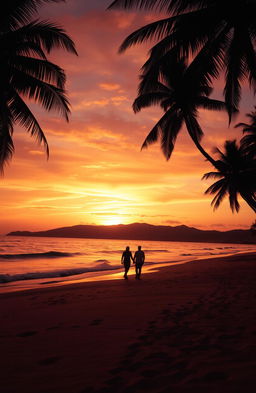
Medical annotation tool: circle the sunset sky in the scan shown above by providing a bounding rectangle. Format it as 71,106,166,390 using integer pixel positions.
1,0,255,234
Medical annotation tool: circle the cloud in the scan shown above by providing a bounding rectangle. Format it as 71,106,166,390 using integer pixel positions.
163,220,182,225
99,83,122,91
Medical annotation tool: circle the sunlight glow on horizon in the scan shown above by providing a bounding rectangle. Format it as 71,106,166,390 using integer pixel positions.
101,216,123,225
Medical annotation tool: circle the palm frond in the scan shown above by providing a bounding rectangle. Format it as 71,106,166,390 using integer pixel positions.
204,177,228,211
0,104,14,172
11,56,66,88
12,70,70,120
204,178,225,195
224,29,247,120
134,7,222,61
240,134,256,145
141,122,161,150
240,134,256,157
160,109,183,159
202,171,223,180
140,49,182,94
184,22,229,87
1,33,47,59
133,91,169,112
235,122,250,129
119,16,177,53
243,31,256,94
108,0,159,11
108,0,211,14
0,1,65,29
228,187,240,212
158,54,187,88
15,21,78,55
213,146,228,163
141,109,178,155
196,97,227,111
166,0,212,14
138,72,171,95
9,90,49,157
0,131,15,174
210,183,228,210
213,140,241,166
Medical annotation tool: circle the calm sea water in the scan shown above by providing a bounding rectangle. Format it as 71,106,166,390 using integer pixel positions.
0,236,255,292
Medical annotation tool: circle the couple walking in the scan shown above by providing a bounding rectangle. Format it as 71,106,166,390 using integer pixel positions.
121,246,145,280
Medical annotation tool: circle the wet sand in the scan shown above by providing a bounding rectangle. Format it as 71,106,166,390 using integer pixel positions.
0,252,255,393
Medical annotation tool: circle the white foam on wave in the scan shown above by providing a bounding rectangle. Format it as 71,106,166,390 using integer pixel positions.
0,262,119,283
0,251,82,260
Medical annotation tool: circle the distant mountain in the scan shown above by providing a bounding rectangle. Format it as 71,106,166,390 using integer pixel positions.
6,223,256,244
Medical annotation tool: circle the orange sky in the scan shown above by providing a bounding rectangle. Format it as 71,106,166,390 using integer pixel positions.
1,0,255,234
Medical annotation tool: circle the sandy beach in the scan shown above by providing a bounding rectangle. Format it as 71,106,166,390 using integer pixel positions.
0,252,255,393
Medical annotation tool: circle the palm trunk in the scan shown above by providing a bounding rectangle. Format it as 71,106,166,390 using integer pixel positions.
191,135,218,167
240,192,256,213
184,112,218,168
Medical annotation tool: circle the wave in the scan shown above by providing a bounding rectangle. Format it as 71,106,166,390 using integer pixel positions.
0,262,119,283
94,259,110,263
218,246,234,249
0,251,81,260
145,249,169,253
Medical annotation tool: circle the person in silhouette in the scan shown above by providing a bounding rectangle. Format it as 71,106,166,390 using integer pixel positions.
133,245,145,279
121,246,133,279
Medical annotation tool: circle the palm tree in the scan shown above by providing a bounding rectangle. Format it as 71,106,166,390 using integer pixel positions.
133,53,226,165
202,140,256,213
108,0,256,118
0,0,77,172
251,220,256,235
236,107,256,158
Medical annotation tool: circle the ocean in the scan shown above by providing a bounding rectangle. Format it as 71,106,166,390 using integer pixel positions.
0,236,255,293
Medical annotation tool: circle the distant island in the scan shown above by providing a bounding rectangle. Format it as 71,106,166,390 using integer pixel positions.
6,223,256,244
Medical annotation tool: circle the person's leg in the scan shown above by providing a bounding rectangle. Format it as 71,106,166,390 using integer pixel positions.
135,264,139,278
138,265,142,279
124,263,130,279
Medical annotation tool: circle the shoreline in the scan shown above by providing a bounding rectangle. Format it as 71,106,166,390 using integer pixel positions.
0,250,254,295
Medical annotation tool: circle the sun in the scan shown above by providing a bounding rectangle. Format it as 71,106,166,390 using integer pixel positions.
102,216,122,226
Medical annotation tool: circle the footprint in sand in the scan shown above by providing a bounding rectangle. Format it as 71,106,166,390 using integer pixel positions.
106,375,124,386
46,325,60,330
161,309,170,315
145,351,169,362
109,366,123,375
90,319,103,326
203,371,228,382
140,369,158,377
38,356,61,366
16,331,38,337
80,387,97,393
128,342,141,350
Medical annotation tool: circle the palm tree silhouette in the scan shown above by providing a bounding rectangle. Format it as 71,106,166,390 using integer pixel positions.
236,108,256,158
203,140,256,213
108,0,256,118
251,220,256,234
133,53,226,165
0,0,77,172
